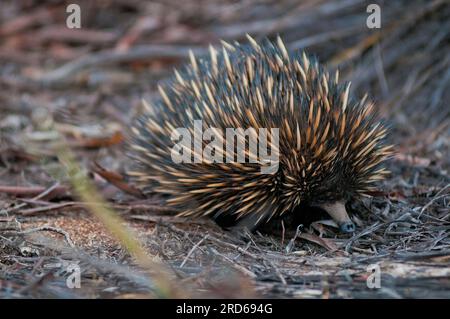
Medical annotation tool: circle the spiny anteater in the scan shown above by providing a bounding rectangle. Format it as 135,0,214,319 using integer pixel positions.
128,36,392,233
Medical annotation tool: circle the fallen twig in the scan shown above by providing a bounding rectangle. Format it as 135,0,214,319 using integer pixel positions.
38,45,207,85
19,225,75,248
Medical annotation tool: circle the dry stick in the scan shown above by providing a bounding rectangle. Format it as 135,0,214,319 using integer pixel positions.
39,45,206,85
19,226,75,248
4,183,66,214
17,200,179,216
344,222,383,253
124,204,179,213
207,235,261,260
37,8,360,86
328,31,383,67
34,26,117,45
91,161,143,198
212,0,360,40
209,247,257,278
285,224,302,254
180,234,209,268
246,232,287,285
18,200,106,216
159,221,260,260
19,198,55,206
0,184,67,197
162,223,264,282
288,26,359,51
30,183,64,200
0,6,57,36
129,215,208,225
374,43,389,98
418,184,450,219
20,202,76,215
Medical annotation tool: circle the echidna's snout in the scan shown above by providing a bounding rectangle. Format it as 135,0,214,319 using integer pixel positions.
339,221,356,233
318,201,355,234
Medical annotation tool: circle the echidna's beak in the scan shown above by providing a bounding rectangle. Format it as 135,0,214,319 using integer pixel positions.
318,201,355,233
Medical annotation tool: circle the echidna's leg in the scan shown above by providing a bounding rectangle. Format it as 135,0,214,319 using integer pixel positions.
228,207,273,238
318,201,355,233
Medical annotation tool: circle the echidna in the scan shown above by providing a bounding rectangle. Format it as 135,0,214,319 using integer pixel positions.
128,36,392,233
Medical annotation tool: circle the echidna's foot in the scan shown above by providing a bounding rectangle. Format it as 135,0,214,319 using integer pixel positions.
224,208,273,240
318,201,355,234
228,225,253,242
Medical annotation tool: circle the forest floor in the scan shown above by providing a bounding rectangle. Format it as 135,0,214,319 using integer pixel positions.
0,0,449,298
